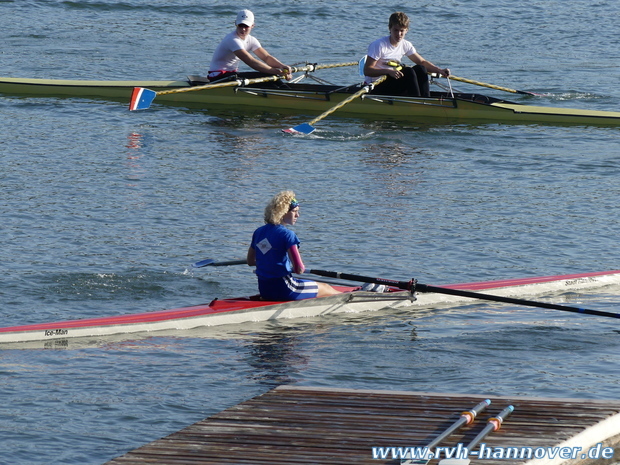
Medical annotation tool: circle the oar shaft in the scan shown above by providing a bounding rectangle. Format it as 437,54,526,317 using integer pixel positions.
308,269,412,290
283,61,389,133
415,283,620,319
431,73,538,96
192,258,247,268
426,399,491,450
313,61,359,70
306,75,387,126
308,269,620,320
212,259,247,266
158,62,358,97
156,75,281,96
466,405,514,451
449,75,524,94
403,400,491,465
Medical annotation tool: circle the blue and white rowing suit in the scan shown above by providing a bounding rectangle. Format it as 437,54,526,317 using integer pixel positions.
250,223,318,301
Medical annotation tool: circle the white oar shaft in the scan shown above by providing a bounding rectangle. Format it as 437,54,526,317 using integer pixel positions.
430,73,538,96
450,75,520,94
313,61,358,70
306,75,386,126
157,61,359,97
156,76,279,96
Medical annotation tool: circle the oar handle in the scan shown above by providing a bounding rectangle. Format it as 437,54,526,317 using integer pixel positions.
425,399,491,450
466,405,514,451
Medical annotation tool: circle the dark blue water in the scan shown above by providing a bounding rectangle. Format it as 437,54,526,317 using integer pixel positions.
1,1,620,463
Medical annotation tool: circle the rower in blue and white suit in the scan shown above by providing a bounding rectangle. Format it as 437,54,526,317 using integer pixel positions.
247,191,341,301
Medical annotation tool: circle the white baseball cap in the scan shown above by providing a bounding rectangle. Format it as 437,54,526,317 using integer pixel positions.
235,9,254,27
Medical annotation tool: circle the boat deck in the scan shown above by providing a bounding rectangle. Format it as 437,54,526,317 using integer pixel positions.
104,386,620,465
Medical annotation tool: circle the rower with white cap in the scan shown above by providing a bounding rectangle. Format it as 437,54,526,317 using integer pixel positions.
208,9,292,81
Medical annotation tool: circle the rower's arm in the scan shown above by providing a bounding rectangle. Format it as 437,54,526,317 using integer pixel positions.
287,245,305,274
363,55,403,79
246,246,256,267
254,47,290,72
407,52,450,77
234,48,288,76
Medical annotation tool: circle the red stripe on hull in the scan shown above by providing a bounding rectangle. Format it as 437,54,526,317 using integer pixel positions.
0,286,355,333
444,270,620,290
1,271,618,335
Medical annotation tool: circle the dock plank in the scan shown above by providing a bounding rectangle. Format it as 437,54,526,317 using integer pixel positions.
105,386,620,465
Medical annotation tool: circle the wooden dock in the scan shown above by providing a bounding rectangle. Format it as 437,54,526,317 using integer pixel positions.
104,386,620,465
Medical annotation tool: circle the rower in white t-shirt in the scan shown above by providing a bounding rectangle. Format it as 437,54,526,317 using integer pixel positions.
363,11,450,97
208,10,292,82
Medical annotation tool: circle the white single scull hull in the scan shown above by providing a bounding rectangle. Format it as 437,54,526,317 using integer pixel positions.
1,269,619,348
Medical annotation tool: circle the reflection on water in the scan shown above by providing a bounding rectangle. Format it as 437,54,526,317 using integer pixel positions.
243,329,308,388
124,131,147,183
360,142,430,199
125,132,143,151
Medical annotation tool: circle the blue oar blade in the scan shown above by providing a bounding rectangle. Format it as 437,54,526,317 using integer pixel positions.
129,87,157,111
192,259,216,268
282,123,316,135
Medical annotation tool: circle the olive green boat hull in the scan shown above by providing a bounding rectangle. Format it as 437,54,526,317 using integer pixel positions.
2,76,620,126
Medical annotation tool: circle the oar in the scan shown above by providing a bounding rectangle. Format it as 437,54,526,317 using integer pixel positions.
129,75,282,111
307,269,620,320
129,61,358,111
192,258,247,268
402,399,491,465
431,73,540,96
283,74,387,135
438,405,514,465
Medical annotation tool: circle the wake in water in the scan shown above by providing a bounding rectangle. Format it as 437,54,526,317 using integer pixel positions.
282,129,377,140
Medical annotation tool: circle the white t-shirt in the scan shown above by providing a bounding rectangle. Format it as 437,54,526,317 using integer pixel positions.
209,31,262,72
365,35,417,83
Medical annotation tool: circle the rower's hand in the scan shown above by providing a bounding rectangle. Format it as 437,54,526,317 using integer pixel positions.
439,68,451,78
388,67,403,79
278,66,293,80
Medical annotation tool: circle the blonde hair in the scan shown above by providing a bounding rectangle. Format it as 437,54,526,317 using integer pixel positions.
389,12,410,29
264,190,296,224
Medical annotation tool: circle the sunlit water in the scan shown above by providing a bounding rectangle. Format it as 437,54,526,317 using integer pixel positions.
1,1,620,463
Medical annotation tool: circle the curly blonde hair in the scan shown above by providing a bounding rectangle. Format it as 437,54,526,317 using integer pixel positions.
264,190,297,224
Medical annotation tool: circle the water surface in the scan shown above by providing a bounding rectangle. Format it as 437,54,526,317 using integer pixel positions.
1,1,619,463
